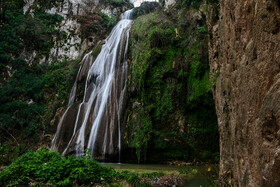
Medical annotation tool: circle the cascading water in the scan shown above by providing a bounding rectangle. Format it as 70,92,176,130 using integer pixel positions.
51,10,133,161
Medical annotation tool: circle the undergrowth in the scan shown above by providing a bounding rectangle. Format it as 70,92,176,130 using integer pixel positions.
0,149,149,186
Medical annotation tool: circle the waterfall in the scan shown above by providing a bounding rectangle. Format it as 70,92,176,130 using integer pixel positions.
51,10,133,161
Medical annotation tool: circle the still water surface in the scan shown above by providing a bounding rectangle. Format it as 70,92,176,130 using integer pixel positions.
100,163,211,187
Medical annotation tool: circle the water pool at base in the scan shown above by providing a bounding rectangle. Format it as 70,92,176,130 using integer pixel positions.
100,163,213,187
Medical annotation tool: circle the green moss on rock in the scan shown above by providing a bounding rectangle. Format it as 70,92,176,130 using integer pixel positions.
125,6,219,163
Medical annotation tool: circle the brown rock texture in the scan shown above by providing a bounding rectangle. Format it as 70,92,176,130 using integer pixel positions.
207,0,280,186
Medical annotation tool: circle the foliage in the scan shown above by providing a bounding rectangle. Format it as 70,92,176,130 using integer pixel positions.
0,149,150,186
0,58,79,144
0,149,114,186
0,143,27,166
0,0,128,167
18,13,63,54
101,13,117,29
42,60,79,101
0,0,63,78
0,0,63,59
0,63,45,137
179,168,198,174
0,0,79,152
198,25,208,34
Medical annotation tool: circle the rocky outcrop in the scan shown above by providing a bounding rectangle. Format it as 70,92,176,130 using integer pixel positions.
207,0,280,186
23,0,84,64
22,0,129,65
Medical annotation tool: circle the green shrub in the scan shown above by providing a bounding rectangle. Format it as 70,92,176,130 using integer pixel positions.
0,149,151,186
0,57,79,142
0,143,27,166
0,1,66,144
0,149,117,186
101,13,117,28
179,168,198,174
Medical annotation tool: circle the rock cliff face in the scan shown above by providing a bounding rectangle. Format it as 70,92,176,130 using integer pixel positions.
207,0,280,186
23,0,84,63
23,0,129,64
124,2,219,163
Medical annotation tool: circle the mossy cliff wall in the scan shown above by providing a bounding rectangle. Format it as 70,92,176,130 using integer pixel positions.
123,3,219,163
207,0,280,186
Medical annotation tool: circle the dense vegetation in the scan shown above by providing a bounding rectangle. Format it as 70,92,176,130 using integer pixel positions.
0,0,117,166
124,2,219,163
0,149,149,186
1,149,216,186
0,0,69,156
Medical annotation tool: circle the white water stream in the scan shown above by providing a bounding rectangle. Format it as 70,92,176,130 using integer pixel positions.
51,10,133,161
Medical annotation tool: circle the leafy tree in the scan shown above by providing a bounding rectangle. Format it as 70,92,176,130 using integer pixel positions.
0,0,66,145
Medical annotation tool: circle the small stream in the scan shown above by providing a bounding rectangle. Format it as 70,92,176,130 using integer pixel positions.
100,163,212,187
